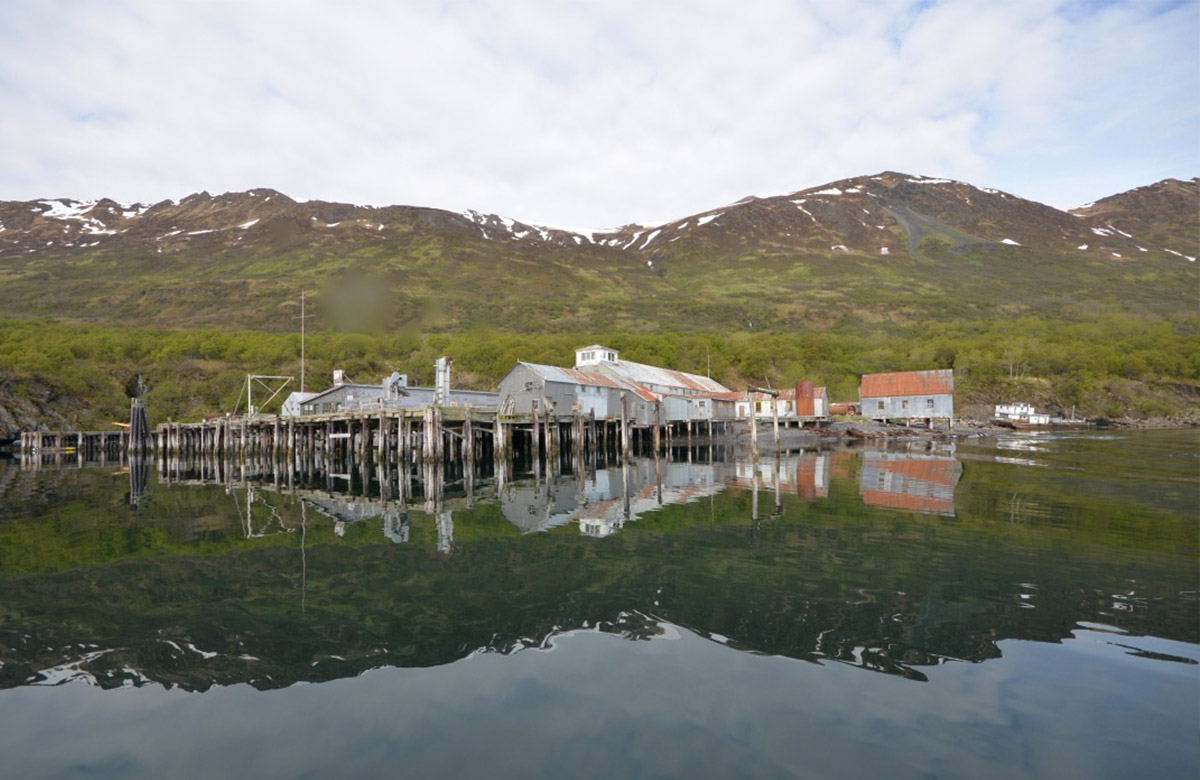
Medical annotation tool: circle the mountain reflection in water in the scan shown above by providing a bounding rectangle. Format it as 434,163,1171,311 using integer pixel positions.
0,433,1194,697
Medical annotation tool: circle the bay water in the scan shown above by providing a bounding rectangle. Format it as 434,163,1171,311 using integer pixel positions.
0,429,1196,779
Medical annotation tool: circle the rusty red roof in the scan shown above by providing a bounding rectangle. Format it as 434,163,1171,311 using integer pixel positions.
599,359,730,394
861,490,955,516
613,377,660,403
700,391,743,402
860,369,953,398
876,457,961,486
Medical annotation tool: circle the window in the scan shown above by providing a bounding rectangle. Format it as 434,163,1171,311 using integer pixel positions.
927,398,935,409
755,401,762,413
901,399,909,411
877,401,885,411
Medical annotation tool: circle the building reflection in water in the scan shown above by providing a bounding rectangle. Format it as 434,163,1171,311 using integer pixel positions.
502,458,724,537
303,496,410,544
858,449,961,517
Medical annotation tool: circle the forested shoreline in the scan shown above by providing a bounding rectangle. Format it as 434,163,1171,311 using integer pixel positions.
2,314,1196,435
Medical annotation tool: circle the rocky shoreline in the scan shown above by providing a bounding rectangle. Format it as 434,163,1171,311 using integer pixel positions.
724,415,1198,452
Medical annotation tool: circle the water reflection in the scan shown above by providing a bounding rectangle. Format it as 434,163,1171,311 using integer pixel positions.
0,432,1195,697
102,444,967,545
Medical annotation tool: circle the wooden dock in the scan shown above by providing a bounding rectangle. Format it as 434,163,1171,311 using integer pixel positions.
17,403,740,468
18,430,134,459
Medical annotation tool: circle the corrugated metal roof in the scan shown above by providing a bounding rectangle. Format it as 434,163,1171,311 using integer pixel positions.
600,360,730,394
860,369,954,398
301,383,385,403
520,362,625,388
520,362,660,402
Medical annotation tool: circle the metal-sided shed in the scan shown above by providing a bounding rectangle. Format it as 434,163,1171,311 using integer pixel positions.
299,383,385,415
660,393,738,422
859,369,954,423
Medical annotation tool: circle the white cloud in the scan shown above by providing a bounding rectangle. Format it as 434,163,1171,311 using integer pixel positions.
0,0,1195,226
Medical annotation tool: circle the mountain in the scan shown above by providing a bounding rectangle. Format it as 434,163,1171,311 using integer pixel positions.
0,172,1194,334
1068,177,1199,261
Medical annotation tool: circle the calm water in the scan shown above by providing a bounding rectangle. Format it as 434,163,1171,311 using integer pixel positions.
0,429,1196,779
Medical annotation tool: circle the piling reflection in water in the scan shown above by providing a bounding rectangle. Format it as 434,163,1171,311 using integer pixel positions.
16,440,966,544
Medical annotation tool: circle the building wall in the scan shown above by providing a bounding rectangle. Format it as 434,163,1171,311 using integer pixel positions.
281,392,317,418
738,398,829,420
662,395,709,421
498,365,549,414
862,393,954,420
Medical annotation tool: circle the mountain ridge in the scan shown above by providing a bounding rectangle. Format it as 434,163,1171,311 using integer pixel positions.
2,171,1195,261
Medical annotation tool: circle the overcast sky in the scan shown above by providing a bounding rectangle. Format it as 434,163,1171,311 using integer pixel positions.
0,0,1195,227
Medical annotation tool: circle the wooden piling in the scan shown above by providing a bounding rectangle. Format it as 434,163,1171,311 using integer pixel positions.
772,400,780,453
620,392,630,462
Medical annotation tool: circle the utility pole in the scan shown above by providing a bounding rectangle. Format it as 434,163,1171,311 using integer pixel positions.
294,291,314,393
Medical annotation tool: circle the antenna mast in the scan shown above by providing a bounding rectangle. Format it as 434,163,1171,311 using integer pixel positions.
301,291,305,393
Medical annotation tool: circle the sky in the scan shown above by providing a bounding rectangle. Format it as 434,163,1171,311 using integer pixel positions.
0,0,1196,228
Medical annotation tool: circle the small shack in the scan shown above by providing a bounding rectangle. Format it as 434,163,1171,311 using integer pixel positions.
859,369,954,425
736,381,829,423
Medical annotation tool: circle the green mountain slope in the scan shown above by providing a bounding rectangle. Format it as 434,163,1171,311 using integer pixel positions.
0,173,1195,332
